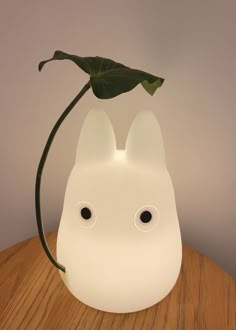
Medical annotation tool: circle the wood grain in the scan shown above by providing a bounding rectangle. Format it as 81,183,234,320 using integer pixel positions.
0,232,235,330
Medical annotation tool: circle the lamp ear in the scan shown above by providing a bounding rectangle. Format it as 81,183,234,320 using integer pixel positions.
76,109,116,164
125,110,166,168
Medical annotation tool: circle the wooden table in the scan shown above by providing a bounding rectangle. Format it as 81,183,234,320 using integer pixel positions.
0,232,235,330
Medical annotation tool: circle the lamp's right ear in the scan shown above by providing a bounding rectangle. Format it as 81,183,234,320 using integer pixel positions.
76,109,116,164
125,110,166,168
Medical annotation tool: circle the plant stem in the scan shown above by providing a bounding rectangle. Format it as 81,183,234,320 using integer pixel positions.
35,81,91,272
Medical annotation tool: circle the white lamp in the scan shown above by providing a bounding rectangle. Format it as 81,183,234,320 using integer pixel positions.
57,109,182,313
35,50,182,314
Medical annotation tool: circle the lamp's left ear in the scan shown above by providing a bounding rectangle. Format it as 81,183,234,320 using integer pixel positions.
76,109,116,164
125,110,166,168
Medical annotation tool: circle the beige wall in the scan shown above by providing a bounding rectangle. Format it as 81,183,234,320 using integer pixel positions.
0,0,235,278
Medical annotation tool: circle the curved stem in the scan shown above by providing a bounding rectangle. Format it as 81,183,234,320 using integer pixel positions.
35,81,91,272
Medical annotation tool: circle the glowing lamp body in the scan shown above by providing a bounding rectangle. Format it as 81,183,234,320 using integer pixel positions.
57,109,182,313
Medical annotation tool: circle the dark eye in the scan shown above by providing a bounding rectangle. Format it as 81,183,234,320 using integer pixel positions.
81,207,92,220
134,205,159,232
140,210,152,223
76,202,96,228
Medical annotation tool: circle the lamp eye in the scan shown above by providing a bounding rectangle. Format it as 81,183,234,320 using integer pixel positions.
75,202,96,228
134,205,159,232
140,210,152,223
81,207,92,220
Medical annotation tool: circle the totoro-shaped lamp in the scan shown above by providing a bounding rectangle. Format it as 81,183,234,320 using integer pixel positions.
35,51,182,313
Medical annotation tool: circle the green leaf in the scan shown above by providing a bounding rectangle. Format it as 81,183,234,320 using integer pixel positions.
39,50,164,99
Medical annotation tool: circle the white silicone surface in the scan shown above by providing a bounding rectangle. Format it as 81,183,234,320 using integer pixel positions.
57,109,182,313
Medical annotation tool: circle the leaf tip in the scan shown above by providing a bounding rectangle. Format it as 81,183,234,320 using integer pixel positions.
160,77,165,87
38,61,44,72
141,77,165,96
